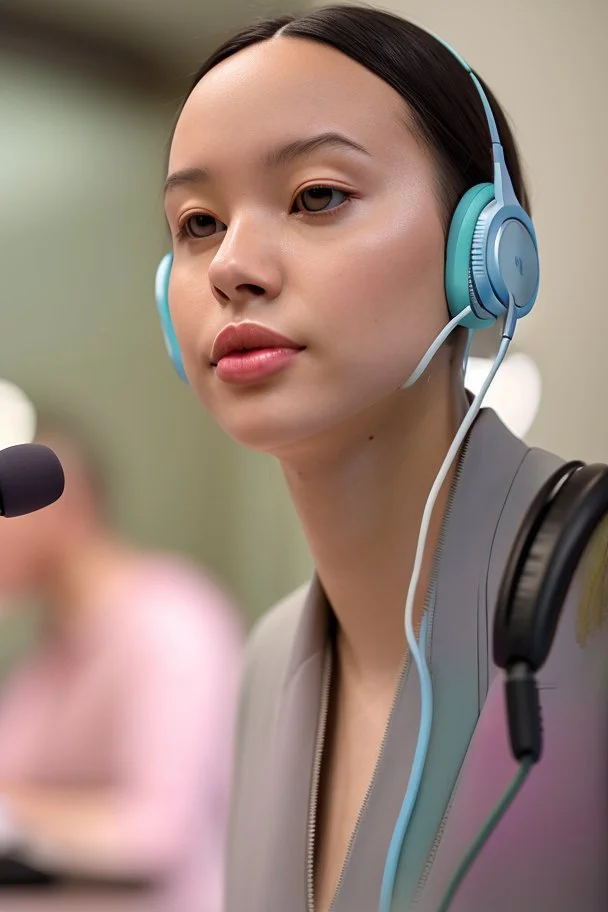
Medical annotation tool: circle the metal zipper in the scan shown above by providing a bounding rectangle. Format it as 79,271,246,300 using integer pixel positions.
306,633,412,911
307,645,333,912
326,650,412,912
307,655,410,912
306,434,472,912
411,762,467,908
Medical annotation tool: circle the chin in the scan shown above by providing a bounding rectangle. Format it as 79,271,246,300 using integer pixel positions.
216,410,318,456
196,375,306,453
204,392,330,457
210,396,387,462
197,366,405,458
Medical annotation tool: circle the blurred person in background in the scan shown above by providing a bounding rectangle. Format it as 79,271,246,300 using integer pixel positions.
0,413,244,911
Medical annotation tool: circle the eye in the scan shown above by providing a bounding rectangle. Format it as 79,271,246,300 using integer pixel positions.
294,186,349,214
178,213,226,240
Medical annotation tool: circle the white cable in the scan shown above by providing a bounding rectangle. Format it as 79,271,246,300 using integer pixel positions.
379,297,516,912
404,316,514,662
462,328,473,376
402,307,473,389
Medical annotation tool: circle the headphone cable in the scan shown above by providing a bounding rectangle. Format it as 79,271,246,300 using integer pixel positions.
435,756,533,912
436,657,542,911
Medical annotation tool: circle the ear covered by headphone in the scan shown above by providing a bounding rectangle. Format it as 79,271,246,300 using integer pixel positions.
444,177,539,334
155,251,186,382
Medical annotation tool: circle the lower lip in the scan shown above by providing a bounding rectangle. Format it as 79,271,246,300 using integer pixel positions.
214,347,302,384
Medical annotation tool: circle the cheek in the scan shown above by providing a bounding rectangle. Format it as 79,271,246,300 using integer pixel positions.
168,262,209,345
169,267,229,420
302,198,447,372
167,258,219,397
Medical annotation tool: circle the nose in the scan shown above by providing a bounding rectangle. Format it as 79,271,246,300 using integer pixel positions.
208,215,283,309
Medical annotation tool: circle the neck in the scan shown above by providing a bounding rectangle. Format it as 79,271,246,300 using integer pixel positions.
280,373,468,686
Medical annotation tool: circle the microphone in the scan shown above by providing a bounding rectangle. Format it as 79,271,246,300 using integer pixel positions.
0,443,65,517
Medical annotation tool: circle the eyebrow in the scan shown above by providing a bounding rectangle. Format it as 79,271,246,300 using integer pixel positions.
163,131,371,197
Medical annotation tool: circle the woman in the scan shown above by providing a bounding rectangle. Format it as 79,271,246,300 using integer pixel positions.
158,5,607,911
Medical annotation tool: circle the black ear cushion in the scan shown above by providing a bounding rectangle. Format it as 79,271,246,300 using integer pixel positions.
494,463,608,671
502,464,586,667
493,462,581,668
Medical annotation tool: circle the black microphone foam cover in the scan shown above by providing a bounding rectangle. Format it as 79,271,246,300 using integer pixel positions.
0,444,65,517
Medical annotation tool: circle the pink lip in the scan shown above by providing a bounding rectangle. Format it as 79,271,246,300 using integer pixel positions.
210,322,304,385
211,322,302,364
215,348,301,384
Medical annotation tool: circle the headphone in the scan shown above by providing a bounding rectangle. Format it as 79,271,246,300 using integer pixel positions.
494,460,608,759
154,39,540,384
433,459,608,912
155,252,187,383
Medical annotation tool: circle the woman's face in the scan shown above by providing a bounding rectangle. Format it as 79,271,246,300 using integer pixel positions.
165,36,449,455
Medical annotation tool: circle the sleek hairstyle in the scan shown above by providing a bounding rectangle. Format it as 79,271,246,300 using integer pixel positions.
174,3,530,225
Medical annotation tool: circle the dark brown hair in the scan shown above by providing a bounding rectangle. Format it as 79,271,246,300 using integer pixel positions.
174,3,530,224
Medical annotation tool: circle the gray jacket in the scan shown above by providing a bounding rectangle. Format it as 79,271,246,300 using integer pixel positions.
226,408,608,911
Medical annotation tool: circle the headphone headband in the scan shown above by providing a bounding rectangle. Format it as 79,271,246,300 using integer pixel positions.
431,33,517,209
431,37,502,145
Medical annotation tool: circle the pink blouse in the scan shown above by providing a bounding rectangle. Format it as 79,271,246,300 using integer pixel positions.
0,556,244,912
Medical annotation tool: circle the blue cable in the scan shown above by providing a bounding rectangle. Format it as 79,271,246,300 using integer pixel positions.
378,613,433,912
379,302,514,912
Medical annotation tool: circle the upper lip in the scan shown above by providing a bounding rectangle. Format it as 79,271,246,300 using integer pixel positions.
210,322,303,364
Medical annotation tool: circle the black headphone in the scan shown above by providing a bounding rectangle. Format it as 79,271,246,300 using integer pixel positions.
439,459,608,911
493,459,608,761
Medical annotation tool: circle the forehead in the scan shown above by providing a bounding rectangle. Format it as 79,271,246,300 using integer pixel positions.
170,36,413,170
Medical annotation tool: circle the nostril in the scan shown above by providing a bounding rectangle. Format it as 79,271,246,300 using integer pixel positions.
237,284,265,297
213,282,266,304
213,285,230,303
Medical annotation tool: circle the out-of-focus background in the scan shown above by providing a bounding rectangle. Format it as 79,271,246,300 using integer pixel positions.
0,0,314,623
0,0,606,625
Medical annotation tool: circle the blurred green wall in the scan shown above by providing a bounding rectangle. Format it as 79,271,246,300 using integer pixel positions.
0,50,312,624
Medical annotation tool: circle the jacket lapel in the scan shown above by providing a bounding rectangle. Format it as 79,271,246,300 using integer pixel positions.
264,577,330,912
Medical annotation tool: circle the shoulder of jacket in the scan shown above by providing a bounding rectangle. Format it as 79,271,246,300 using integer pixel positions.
245,581,310,679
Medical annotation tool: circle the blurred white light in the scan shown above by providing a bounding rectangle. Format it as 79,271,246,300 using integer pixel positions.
465,352,542,438
0,380,37,449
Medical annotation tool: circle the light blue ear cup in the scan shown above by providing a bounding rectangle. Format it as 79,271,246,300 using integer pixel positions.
154,252,188,383
445,173,540,337
469,179,539,332
445,171,539,336
445,183,496,330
